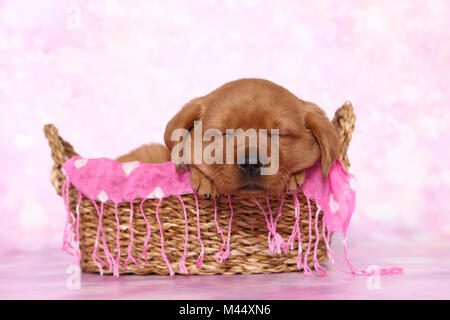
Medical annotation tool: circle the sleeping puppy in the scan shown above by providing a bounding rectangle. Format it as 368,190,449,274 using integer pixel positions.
118,78,340,197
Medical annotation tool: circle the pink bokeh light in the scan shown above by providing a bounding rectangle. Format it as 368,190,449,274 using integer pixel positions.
1,0,449,255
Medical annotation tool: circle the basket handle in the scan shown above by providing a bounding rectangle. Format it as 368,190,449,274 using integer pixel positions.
332,101,356,170
43,124,79,196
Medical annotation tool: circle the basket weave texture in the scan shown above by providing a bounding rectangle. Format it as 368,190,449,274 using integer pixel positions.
44,103,355,275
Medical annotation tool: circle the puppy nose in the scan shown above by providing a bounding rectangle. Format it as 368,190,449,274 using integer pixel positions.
238,156,263,176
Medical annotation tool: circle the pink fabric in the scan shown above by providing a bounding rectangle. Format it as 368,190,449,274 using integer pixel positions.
62,157,193,202
213,198,227,262
302,159,356,233
177,195,189,274
154,197,174,276
220,195,234,262
61,156,401,277
62,157,354,233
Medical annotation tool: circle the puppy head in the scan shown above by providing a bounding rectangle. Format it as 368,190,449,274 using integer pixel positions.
164,78,340,195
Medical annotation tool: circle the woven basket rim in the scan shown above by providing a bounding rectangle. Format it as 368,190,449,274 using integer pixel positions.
45,102,357,276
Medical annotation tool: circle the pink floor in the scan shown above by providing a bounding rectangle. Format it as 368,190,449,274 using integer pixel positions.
1,239,449,300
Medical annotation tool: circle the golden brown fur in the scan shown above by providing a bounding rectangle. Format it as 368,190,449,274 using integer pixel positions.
118,78,340,197
116,143,170,164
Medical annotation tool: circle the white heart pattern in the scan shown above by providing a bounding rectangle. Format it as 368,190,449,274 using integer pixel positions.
74,158,88,169
121,161,140,176
329,194,340,213
97,190,109,203
147,187,164,199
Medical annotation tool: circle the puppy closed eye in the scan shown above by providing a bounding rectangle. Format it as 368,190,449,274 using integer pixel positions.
270,130,291,138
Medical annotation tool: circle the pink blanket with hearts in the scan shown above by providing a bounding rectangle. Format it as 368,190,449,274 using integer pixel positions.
61,157,402,277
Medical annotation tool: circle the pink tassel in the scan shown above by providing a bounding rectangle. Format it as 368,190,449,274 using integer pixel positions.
321,218,353,274
123,201,142,270
61,180,67,252
214,198,227,262
154,197,174,276
138,199,152,266
253,197,276,253
265,194,288,254
302,198,314,277
90,200,106,276
313,206,327,276
290,191,303,269
342,232,403,276
177,195,189,274
219,195,234,262
61,180,75,254
266,195,279,254
273,193,285,227
321,215,403,276
74,192,82,265
98,201,114,270
193,192,205,269
113,202,121,277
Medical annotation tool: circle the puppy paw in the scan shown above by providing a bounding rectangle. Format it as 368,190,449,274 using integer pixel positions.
286,170,305,191
190,167,216,198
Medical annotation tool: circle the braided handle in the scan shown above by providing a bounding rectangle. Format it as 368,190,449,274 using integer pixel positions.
43,124,79,196
332,101,356,170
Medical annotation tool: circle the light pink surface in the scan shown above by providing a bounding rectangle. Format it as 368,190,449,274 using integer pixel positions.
0,240,448,300
1,0,449,298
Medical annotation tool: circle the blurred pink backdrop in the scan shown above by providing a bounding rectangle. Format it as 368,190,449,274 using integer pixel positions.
1,0,449,255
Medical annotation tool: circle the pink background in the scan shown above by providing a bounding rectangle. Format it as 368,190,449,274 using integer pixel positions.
1,0,449,259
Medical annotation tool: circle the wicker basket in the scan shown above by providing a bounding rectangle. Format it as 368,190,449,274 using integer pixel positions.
44,103,355,275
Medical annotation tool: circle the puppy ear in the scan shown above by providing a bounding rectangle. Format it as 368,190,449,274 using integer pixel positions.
305,111,341,180
164,98,203,152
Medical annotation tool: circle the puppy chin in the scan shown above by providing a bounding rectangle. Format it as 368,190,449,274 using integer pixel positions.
214,180,285,196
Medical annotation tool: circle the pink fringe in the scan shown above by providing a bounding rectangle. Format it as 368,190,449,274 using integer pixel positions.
123,201,142,270
302,198,314,277
321,218,354,274
61,180,67,252
312,206,327,276
138,199,152,266
99,201,115,270
90,200,107,276
154,197,174,276
290,191,303,269
193,192,205,269
113,202,121,277
253,198,276,253
343,231,402,276
321,214,403,276
254,196,289,255
74,192,82,265
219,195,234,262
273,193,285,227
265,194,288,254
213,198,227,262
61,179,402,278
61,180,75,254
177,195,189,274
